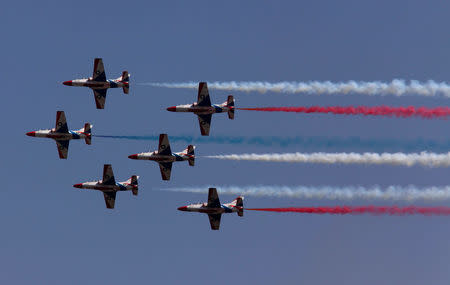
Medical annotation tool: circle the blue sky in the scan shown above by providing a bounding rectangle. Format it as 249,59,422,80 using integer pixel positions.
2,0,450,284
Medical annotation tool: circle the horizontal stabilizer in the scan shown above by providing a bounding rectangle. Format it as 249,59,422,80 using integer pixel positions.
236,197,244,217
228,108,235,120
120,71,130,82
227,95,235,119
84,123,92,145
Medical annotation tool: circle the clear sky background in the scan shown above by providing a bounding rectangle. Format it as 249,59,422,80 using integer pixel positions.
2,0,450,284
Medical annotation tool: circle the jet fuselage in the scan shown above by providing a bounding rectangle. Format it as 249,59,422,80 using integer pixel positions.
178,202,241,214
63,78,128,90
26,129,88,140
128,151,193,162
73,181,137,192
167,103,233,115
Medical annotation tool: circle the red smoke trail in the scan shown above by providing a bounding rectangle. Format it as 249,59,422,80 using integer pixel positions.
247,206,450,215
238,106,450,119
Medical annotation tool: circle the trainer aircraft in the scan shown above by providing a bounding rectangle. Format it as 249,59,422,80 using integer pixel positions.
73,164,139,209
177,188,244,230
63,58,130,109
26,111,91,159
128,134,195,181
166,82,235,136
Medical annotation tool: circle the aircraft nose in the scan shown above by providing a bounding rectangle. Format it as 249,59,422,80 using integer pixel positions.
128,154,138,159
166,106,176,112
63,80,73,86
177,206,188,211
73,183,83,189
26,131,36,137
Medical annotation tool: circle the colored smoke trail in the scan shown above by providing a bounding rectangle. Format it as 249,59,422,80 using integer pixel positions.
238,106,450,119
164,185,450,201
206,152,450,167
93,135,450,152
144,80,450,97
247,206,450,215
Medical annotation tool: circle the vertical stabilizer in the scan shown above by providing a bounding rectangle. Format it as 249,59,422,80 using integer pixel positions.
120,71,130,82
126,175,139,196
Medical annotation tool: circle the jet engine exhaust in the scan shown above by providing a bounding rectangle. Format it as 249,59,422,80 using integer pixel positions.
92,135,450,152
247,206,450,216
238,106,450,119
206,152,450,167
142,80,450,98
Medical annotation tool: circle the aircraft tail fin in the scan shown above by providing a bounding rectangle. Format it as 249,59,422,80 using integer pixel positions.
126,175,139,195
232,196,244,217
118,71,130,82
184,145,195,166
188,157,195,167
83,123,92,145
226,95,235,119
118,71,130,94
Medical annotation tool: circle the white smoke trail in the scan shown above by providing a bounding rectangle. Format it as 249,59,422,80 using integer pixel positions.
145,80,450,97
206,152,450,167
164,185,450,201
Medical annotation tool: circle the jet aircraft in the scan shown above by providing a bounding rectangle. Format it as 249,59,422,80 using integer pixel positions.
128,134,195,181
177,188,244,230
63,58,130,109
166,82,235,136
26,111,91,159
73,164,139,209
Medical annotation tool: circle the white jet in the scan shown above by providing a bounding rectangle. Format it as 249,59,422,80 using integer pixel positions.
128,134,195,181
63,58,130,109
177,188,244,230
73,164,139,209
166,82,235,136
26,111,92,159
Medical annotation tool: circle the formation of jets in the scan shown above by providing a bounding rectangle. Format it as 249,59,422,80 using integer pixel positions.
26,58,243,230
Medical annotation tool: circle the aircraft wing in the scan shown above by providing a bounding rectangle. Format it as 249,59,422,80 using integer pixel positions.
208,214,221,230
93,89,107,109
197,114,212,136
55,139,70,159
93,58,107,82
102,164,116,185
55,111,69,133
158,162,173,181
207,188,221,208
103,191,116,209
158,134,172,155
197,82,211,107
